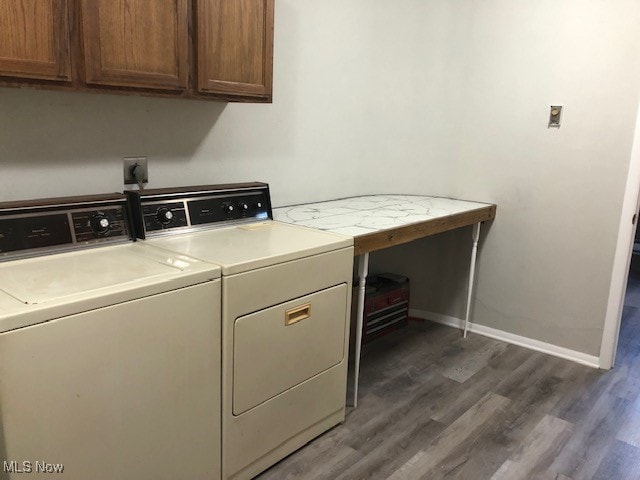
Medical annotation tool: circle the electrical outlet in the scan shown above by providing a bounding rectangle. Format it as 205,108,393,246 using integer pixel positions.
123,157,148,185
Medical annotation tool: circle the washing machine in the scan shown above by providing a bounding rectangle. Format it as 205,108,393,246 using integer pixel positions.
126,183,354,480
0,194,222,480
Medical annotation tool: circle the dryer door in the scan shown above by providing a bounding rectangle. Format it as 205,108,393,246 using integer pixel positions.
233,283,348,415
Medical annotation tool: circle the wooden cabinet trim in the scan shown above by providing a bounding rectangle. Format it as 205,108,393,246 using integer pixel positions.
80,0,190,90
52,0,73,80
0,0,274,102
0,0,72,82
201,80,268,96
196,0,274,99
353,206,497,256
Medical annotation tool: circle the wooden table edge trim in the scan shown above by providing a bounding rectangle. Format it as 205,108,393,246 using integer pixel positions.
353,204,497,256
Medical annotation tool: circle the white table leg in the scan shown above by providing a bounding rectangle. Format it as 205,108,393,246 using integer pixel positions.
463,222,481,338
349,252,369,408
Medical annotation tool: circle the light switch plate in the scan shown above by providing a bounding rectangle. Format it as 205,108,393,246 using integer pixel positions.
549,106,562,128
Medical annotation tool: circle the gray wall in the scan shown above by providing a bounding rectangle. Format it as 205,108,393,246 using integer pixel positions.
452,0,640,355
1,0,640,357
0,0,459,205
371,0,640,356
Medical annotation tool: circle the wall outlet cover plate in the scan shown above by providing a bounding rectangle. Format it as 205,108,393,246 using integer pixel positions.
123,157,148,185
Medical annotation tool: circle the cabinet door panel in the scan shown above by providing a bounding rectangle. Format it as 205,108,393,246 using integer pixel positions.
0,0,71,81
197,0,273,98
81,0,189,90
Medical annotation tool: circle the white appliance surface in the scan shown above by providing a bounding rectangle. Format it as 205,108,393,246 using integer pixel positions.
0,243,220,333
1,244,223,480
130,184,355,480
1,194,224,480
1,276,222,480
147,220,352,274
141,220,353,480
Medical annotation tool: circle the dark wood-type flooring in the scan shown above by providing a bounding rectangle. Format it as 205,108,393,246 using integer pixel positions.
257,272,640,479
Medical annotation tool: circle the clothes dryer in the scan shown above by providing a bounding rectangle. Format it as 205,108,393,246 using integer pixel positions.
127,183,354,480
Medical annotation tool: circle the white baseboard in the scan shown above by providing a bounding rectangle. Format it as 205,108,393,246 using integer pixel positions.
409,309,601,369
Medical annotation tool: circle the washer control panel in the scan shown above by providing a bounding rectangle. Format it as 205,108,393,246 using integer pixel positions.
126,183,272,239
0,195,132,261
72,207,129,242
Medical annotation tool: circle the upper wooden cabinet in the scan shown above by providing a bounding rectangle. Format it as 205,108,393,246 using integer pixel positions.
0,0,274,102
197,0,274,99
80,0,190,90
0,0,71,82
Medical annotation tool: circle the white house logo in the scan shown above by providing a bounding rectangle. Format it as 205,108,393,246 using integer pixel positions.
3,461,64,474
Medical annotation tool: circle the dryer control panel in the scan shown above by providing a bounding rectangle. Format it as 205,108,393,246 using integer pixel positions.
127,183,272,239
0,195,132,261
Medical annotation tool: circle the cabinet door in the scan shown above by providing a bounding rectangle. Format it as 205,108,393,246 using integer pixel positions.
0,0,71,82
197,0,274,98
81,0,189,90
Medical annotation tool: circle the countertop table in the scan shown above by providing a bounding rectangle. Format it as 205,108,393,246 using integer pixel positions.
274,194,497,407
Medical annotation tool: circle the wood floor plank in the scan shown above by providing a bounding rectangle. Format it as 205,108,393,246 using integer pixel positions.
357,325,461,397
493,351,556,398
438,340,508,383
490,415,573,480
549,367,610,424
440,363,574,479
416,391,514,480
385,393,510,480
257,443,361,480
430,362,504,424
334,419,445,480
343,352,516,479
550,391,630,479
592,440,640,480
520,471,572,480
344,370,455,450
486,343,537,372
615,394,640,447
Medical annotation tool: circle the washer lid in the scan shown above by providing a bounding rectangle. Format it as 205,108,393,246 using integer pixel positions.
148,221,353,275
0,244,217,305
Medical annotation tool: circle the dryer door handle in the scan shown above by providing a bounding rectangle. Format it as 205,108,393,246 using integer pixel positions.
285,303,311,326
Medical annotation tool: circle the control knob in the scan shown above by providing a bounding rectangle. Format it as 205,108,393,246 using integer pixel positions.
91,214,111,235
222,202,235,215
156,207,174,225
239,202,250,212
